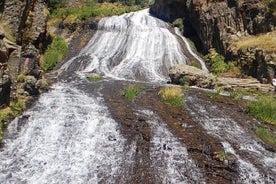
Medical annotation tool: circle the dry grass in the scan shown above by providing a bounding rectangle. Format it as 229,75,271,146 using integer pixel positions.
158,86,183,107
230,31,276,52
0,19,15,42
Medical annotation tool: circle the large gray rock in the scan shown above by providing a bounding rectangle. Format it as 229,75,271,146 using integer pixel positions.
169,64,274,93
169,64,217,88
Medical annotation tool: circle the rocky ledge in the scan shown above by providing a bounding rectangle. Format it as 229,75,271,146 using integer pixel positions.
169,64,274,93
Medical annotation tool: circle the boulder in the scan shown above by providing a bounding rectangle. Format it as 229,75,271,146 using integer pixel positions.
169,64,217,88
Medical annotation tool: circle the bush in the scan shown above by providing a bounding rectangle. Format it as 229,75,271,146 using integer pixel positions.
158,86,183,107
255,127,276,145
122,83,142,100
42,36,68,71
204,48,228,74
246,95,276,125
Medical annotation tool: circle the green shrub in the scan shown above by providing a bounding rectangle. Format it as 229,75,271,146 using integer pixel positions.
179,77,186,86
122,83,142,100
204,48,228,75
172,18,184,32
11,98,25,114
42,36,68,71
246,95,276,125
158,86,183,107
17,74,26,83
255,127,276,145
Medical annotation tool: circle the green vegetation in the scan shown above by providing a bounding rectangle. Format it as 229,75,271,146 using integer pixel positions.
87,75,103,82
229,90,243,100
17,74,26,83
122,83,142,100
208,91,222,99
179,77,186,86
191,59,200,68
41,35,68,71
48,1,148,23
172,18,184,32
0,97,26,140
246,95,276,125
255,127,276,145
217,151,234,162
204,48,228,75
158,86,183,107
10,98,25,115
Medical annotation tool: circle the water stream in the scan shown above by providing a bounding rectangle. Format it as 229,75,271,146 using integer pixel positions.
0,8,275,184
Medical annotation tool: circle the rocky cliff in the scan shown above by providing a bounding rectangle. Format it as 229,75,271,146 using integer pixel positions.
151,0,276,83
0,0,47,107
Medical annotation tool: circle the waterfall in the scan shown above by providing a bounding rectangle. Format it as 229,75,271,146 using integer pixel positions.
0,8,275,184
61,9,206,82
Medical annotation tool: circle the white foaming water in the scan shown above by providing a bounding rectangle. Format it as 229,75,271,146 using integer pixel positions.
174,28,208,72
0,83,126,184
185,95,276,183
61,9,189,82
139,110,205,183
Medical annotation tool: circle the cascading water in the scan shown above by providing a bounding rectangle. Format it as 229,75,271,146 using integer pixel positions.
0,8,275,184
61,9,206,82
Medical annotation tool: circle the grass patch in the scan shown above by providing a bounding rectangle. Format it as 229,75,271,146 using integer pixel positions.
191,59,201,68
229,31,276,53
245,95,276,125
41,35,68,71
0,19,15,42
87,76,103,82
255,127,276,145
122,83,142,100
158,86,183,107
208,91,222,99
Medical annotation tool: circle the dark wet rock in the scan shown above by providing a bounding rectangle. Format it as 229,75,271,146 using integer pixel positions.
23,76,39,96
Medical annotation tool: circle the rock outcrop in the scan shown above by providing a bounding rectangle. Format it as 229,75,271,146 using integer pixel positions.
169,64,217,88
151,0,275,53
169,64,274,92
151,0,276,83
0,0,47,106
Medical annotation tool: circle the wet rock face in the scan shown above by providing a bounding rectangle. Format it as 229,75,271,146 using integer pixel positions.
0,0,47,104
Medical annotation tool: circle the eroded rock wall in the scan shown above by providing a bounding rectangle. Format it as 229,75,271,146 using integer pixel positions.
0,0,47,106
